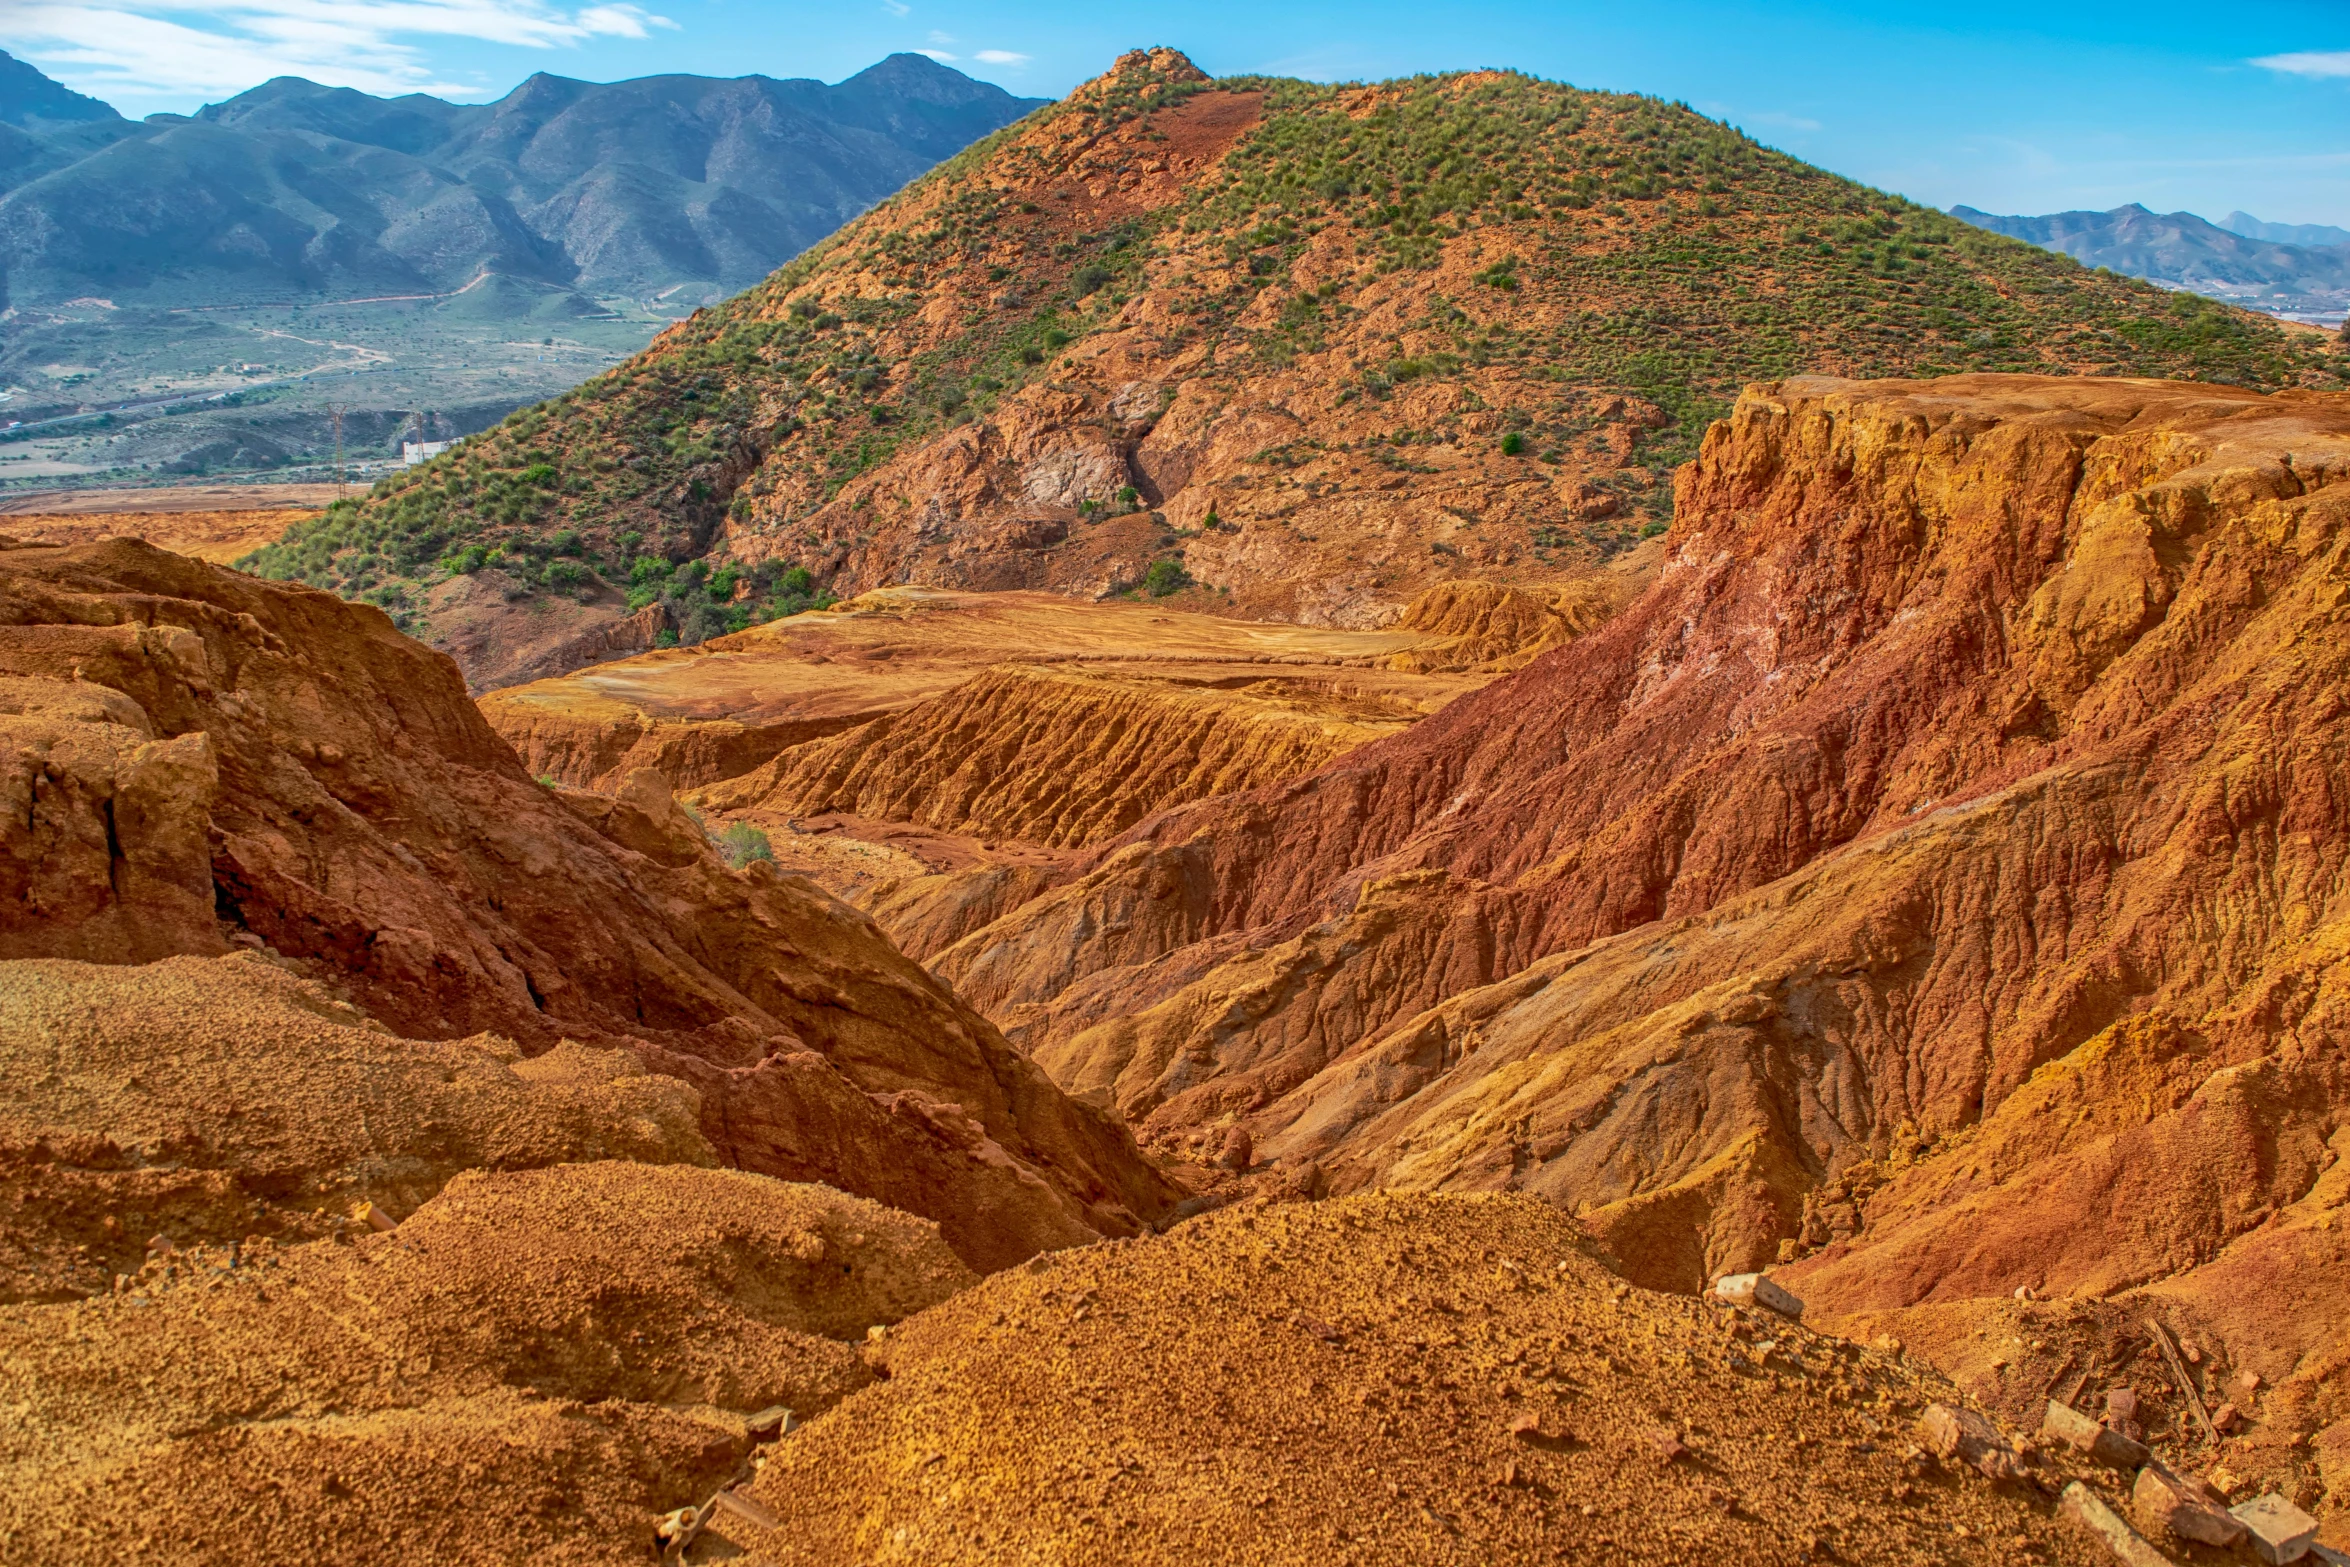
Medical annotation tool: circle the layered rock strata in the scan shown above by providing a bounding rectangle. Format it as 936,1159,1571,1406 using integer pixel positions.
927,375,2350,1332
480,585,1493,795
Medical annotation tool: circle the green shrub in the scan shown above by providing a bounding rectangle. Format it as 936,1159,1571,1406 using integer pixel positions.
715,820,775,868
1144,557,1191,597
1499,431,1525,455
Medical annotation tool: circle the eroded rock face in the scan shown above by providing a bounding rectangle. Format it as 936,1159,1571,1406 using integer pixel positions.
0,540,1175,1269
481,586,1491,795
702,663,1423,849
476,584,1502,958
933,375,2350,1311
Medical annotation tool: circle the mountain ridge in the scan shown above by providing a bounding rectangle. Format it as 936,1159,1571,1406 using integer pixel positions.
2223,209,2350,248
0,51,1046,310
0,49,118,129
1952,201,2350,323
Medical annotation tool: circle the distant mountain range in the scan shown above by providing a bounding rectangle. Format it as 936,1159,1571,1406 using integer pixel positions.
1951,202,2350,325
0,51,1044,314
2220,211,2350,248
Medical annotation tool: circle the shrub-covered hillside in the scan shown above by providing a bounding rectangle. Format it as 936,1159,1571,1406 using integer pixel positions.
245,47,2347,661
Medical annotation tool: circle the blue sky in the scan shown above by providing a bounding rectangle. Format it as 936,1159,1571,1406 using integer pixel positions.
5,0,2344,226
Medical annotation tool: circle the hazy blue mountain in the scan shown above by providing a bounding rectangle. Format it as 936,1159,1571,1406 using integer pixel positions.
2220,211,2350,248
1950,202,2350,323
0,52,1045,312
0,49,119,128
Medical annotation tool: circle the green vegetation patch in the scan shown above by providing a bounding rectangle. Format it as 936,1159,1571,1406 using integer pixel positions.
255,57,2347,641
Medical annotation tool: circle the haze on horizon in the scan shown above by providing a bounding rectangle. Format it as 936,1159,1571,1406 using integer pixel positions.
0,0,2341,232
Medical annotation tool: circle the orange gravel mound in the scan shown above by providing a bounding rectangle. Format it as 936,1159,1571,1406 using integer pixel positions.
0,1161,971,1566
718,1193,2106,1567
0,954,712,1302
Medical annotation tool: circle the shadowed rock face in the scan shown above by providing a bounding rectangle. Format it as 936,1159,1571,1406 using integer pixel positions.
932,375,2350,1316
0,538,1176,1269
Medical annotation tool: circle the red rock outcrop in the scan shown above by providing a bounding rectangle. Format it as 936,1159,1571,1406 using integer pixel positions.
930,375,2350,1326
0,538,1176,1269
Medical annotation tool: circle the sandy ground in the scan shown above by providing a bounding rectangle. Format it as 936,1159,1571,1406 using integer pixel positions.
0,483,347,513
0,506,317,562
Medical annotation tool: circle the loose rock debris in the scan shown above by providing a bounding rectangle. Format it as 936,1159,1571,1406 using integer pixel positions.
712,1194,2116,1565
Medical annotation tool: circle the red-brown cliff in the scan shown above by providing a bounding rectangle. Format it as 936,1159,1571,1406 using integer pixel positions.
933,374,2350,1312
0,538,1176,1269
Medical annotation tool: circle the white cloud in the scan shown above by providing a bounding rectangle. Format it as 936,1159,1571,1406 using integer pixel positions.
0,0,680,103
926,28,953,44
914,47,954,62
973,48,1026,66
576,4,676,36
878,0,907,13
2254,50,2350,79
1696,100,1820,134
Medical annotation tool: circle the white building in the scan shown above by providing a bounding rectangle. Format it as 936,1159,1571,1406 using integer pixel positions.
401,440,451,466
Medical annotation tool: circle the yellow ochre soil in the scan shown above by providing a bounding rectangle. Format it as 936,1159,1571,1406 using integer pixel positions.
0,506,320,562
717,1193,2112,1567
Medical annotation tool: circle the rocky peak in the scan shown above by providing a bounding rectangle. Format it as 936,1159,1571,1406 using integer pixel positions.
1109,46,1209,84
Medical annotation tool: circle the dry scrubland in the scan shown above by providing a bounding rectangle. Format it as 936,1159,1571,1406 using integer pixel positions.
244,49,2343,690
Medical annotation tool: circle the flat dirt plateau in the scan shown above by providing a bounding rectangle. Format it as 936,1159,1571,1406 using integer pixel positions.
0,485,330,562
